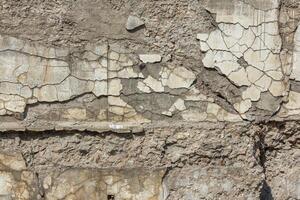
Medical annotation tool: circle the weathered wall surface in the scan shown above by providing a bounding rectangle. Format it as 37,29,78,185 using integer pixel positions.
0,0,299,199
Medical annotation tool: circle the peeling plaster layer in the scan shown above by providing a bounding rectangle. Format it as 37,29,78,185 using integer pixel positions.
198,0,300,121
0,34,242,123
1,0,299,124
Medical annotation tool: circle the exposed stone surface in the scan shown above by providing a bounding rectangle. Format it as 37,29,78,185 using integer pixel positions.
0,152,39,200
167,167,261,199
44,169,165,200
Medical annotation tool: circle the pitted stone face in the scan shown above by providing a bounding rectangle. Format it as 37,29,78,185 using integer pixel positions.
198,0,290,119
43,169,166,200
0,153,166,200
0,152,38,200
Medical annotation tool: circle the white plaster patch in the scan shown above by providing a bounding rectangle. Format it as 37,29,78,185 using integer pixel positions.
199,0,285,117
166,67,196,89
234,99,252,114
139,54,162,63
143,76,164,92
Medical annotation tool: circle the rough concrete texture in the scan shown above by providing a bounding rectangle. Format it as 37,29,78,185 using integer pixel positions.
0,0,299,199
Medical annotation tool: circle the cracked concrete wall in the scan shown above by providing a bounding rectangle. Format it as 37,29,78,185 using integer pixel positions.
0,0,299,199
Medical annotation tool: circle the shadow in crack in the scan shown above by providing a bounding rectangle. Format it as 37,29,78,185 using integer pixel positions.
260,180,274,200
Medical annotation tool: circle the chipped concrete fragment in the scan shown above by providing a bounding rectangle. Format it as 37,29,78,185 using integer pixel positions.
196,33,209,41
167,98,186,115
202,50,215,68
143,76,164,92
284,91,300,110
139,54,162,63
108,79,122,96
181,110,207,121
117,67,141,79
206,30,228,50
228,68,251,87
162,111,173,116
255,75,272,92
243,49,268,71
166,67,196,89
62,108,87,120
126,15,145,31
234,99,252,114
246,66,263,84
93,81,107,96
207,103,220,116
173,98,186,111
137,81,151,93
108,96,150,123
206,103,242,122
242,85,261,101
269,81,286,97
